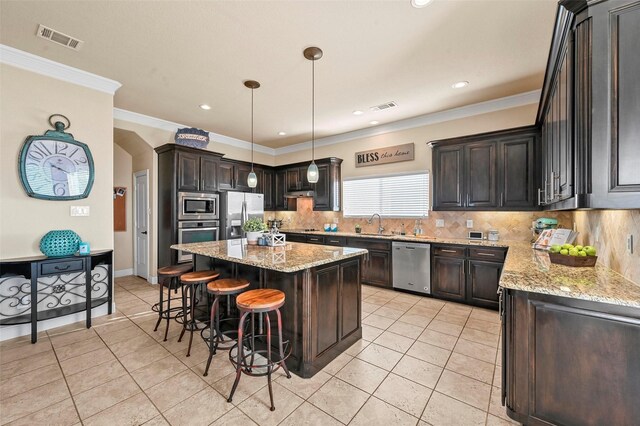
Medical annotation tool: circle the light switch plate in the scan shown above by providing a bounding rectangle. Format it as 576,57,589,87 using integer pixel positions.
436,219,445,228
70,206,90,216
466,219,473,228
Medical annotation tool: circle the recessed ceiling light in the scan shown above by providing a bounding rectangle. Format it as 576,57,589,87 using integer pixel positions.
352,110,364,115
199,104,211,110
370,120,379,125
451,81,469,89
278,131,287,136
411,0,434,8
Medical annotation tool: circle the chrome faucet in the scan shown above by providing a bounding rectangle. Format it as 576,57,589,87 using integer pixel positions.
367,213,385,234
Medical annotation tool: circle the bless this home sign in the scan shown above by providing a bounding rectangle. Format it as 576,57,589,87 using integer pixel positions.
355,143,415,168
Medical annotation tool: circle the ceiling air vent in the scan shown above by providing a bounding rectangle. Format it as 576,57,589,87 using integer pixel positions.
36,24,84,51
370,101,398,112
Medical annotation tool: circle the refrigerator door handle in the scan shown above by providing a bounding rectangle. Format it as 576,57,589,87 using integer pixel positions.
241,200,247,236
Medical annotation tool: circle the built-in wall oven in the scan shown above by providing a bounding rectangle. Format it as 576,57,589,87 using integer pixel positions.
178,192,219,221
177,220,220,263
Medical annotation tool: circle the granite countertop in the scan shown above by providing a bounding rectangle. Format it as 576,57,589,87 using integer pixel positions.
170,239,367,273
280,229,510,248
499,241,640,308
281,229,640,308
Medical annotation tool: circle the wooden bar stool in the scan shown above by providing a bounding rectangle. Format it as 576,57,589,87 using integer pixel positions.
202,278,250,377
179,270,220,357
154,263,193,341
227,289,291,411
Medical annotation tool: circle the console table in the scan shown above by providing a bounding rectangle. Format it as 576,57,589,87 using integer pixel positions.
0,250,113,343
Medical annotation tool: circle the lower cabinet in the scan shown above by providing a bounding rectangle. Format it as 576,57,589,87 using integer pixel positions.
431,256,466,302
503,289,640,425
431,244,505,309
345,238,392,288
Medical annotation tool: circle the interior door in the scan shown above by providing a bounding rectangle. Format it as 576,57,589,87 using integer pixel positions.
134,171,149,279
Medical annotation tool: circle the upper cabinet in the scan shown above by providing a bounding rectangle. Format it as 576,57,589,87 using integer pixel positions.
176,150,220,193
431,127,539,211
537,0,640,209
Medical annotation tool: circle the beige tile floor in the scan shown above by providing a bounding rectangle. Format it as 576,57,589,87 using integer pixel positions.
0,276,519,426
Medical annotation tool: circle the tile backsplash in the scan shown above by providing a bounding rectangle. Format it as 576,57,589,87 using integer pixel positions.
270,198,573,243
574,210,640,285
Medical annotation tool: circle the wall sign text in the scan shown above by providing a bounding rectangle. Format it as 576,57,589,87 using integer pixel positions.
355,143,415,168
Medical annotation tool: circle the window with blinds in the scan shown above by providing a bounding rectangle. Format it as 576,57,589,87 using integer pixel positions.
343,172,429,217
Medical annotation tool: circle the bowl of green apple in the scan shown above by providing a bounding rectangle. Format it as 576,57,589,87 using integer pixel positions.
548,244,598,267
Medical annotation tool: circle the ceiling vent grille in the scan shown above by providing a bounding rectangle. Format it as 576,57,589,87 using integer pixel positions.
36,24,84,50
370,101,398,112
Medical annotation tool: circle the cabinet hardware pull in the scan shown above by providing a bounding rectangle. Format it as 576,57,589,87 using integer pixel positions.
441,249,457,253
538,188,544,206
54,265,71,271
500,192,504,207
477,252,496,257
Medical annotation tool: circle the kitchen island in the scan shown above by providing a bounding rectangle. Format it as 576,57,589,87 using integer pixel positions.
171,239,367,378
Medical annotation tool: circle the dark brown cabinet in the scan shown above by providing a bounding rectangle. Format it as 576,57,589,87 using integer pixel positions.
502,288,640,425
234,163,254,193
274,158,342,212
285,166,312,191
345,238,392,288
274,169,291,211
217,161,235,191
200,156,218,192
537,0,640,209
431,256,466,302
431,244,505,309
177,152,200,192
259,168,275,211
432,127,539,211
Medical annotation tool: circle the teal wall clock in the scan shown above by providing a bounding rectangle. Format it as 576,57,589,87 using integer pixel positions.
19,115,95,201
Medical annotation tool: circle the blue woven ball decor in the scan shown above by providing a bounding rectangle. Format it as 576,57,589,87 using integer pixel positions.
39,230,81,257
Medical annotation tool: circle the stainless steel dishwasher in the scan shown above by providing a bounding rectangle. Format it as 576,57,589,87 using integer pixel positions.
392,241,431,295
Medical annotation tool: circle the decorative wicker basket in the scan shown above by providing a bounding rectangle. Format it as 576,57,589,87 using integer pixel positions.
549,252,597,267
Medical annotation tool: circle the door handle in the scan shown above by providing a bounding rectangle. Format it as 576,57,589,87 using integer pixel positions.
141,231,148,235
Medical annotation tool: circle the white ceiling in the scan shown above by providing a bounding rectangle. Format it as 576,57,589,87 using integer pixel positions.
0,0,557,148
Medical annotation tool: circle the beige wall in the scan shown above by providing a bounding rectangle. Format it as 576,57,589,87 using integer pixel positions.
276,103,538,179
0,64,114,258
113,144,133,271
575,210,640,285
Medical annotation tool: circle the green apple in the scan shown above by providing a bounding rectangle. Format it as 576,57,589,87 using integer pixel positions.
550,245,562,253
560,249,569,255
575,245,584,251
585,247,597,256
562,244,574,250
578,250,587,257
569,248,579,256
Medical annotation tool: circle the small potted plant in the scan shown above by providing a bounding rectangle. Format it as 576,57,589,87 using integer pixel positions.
355,224,361,234
242,218,268,245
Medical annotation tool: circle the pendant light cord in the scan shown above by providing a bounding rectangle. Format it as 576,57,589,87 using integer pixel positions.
311,58,315,163
251,86,254,168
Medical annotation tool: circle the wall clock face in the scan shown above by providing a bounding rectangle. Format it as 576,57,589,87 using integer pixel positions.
19,118,94,200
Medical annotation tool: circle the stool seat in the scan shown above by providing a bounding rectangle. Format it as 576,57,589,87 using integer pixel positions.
207,278,250,295
236,289,285,311
157,263,192,278
181,270,220,283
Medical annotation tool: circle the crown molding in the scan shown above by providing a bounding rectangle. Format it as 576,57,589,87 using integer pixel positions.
274,89,541,155
0,44,122,94
113,108,276,156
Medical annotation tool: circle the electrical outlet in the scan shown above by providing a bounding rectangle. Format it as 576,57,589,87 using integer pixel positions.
70,206,90,216
627,234,634,254
466,219,473,228
436,219,445,228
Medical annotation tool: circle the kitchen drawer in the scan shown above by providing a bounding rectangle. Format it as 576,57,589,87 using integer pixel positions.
432,245,466,258
468,247,506,262
324,236,346,246
306,235,326,244
345,237,391,251
283,233,306,243
40,259,85,276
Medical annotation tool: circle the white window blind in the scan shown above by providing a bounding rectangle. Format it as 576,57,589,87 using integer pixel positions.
343,172,429,217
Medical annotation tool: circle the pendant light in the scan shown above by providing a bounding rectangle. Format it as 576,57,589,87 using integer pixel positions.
244,80,260,188
304,47,323,184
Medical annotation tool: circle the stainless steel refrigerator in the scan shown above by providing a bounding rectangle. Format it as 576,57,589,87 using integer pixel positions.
220,191,264,240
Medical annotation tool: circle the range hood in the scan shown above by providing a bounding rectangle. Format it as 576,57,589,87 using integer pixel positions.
284,190,314,198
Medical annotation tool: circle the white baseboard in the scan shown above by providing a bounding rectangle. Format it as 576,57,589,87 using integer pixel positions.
148,275,158,285
114,268,134,278
0,303,114,342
